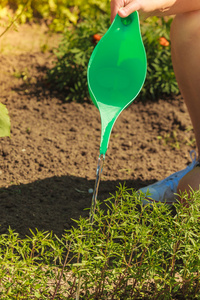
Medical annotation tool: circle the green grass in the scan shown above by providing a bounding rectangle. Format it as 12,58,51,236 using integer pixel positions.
0,185,199,299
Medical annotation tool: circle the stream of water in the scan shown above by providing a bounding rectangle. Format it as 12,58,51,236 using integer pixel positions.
89,154,105,223
76,154,105,300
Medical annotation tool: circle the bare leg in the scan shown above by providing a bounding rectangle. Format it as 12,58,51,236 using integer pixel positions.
170,10,200,194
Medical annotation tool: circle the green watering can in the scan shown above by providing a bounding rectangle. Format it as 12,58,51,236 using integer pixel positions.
87,11,147,155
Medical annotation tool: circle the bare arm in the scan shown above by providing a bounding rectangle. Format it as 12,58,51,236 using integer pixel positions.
111,0,200,22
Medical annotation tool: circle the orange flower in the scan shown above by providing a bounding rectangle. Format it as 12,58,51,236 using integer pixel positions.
93,34,102,42
159,37,170,47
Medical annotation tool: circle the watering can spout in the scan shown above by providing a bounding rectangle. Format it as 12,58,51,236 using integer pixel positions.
99,114,116,155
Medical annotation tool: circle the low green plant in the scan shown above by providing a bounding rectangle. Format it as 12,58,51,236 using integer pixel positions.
157,125,196,150
184,126,196,148
47,15,179,103
59,185,200,299
13,67,29,81
0,186,199,299
0,228,65,299
157,126,181,150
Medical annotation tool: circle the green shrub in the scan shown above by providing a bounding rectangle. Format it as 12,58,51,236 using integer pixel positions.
141,16,179,100
47,14,110,102
0,0,110,31
0,2,179,101
0,186,199,299
62,185,200,299
48,15,179,102
0,228,65,299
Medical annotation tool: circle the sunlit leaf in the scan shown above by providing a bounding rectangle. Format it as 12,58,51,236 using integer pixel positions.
0,102,10,137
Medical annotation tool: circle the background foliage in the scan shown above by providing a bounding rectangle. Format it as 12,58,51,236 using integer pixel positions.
47,14,110,101
0,0,109,135
0,0,179,102
0,0,110,31
48,14,179,102
141,16,179,99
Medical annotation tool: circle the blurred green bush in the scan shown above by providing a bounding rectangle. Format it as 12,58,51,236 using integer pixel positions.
47,14,110,102
0,0,110,31
0,1,179,101
48,15,179,102
141,16,179,100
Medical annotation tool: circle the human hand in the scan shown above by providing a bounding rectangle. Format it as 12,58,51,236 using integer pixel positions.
110,0,176,22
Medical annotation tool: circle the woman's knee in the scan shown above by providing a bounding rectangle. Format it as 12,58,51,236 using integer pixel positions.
170,10,200,48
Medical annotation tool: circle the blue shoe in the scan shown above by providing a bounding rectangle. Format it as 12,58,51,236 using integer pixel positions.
139,151,197,205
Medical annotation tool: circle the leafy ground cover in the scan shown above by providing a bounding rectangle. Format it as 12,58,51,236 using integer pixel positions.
0,188,199,299
0,9,199,300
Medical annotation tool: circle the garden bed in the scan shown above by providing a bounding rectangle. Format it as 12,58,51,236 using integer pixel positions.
0,23,196,238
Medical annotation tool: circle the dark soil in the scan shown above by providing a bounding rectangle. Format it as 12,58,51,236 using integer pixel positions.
0,23,196,237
